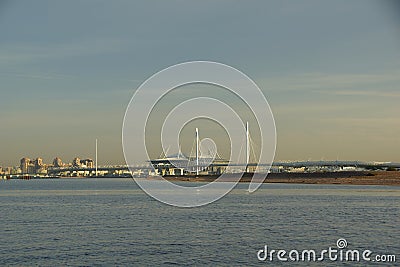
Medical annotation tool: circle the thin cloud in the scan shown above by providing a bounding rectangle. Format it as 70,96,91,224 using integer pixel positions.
0,38,128,65
324,90,400,98
261,70,400,94
0,72,73,80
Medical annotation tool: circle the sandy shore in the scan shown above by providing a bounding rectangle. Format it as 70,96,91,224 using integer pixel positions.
160,171,400,186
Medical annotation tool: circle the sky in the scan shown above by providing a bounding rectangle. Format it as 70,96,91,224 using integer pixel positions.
0,0,400,167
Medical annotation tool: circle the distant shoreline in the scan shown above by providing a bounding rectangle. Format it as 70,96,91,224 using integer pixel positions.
159,171,400,186
3,171,400,186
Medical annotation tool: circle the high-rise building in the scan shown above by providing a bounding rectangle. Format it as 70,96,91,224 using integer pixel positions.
80,159,94,168
53,157,63,167
34,158,43,169
72,157,81,167
20,158,35,174
34,157,47,174
20,157,30,174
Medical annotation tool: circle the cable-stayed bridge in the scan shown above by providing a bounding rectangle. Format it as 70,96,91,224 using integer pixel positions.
47,161,400,177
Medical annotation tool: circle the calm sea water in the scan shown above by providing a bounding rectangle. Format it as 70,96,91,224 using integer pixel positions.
0,179,399,266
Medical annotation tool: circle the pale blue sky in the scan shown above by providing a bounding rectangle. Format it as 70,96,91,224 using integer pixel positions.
1,0,399,166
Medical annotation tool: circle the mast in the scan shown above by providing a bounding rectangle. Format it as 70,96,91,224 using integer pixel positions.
95,138,98,177
246,122,249,173
196,128,199,175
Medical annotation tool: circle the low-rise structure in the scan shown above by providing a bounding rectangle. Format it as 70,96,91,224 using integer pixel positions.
150,153,228,176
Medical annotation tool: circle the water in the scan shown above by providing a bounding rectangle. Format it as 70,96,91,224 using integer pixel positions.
0,179,399,266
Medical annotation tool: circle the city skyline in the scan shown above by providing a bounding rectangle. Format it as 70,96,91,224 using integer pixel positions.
1,1,400,166
3,152,399,178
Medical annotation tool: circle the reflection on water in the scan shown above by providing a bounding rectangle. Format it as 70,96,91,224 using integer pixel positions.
0,179,399,266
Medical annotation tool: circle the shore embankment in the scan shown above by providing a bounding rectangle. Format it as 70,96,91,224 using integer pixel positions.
161,171,400,186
